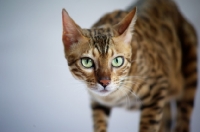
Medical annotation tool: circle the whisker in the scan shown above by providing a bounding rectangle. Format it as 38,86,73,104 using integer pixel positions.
117,87,131,107
120,75,147,79
119,76,147,82
115,80,142,89
121,85,140,103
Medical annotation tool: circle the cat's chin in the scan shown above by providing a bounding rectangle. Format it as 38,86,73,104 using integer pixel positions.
92,90,112,96
90,89,114,97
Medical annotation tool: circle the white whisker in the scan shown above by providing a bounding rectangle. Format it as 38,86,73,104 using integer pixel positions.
122,85,140,102
117,86,131,107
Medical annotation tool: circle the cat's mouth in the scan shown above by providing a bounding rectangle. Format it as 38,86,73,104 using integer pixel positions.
90,88,112,96
100,89,109,93
96,89,112,96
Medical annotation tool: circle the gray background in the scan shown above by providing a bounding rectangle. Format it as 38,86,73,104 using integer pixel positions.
0,0,199,132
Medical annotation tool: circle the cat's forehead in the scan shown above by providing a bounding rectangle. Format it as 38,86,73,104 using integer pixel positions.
82,27,117,55
82,27,116,38
91,47,114,57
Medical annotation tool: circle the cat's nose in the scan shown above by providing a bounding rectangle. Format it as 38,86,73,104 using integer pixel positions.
99,78,111,88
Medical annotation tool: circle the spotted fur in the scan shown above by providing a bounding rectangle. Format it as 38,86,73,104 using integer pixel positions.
62,0,197,132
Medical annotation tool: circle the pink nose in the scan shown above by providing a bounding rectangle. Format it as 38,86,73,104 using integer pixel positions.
99,79,110,87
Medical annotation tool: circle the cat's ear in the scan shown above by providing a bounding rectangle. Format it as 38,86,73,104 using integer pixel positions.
62,9,86,50
113,7,137,44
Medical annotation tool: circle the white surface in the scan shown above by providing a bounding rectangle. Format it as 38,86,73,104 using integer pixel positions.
0,0,199,132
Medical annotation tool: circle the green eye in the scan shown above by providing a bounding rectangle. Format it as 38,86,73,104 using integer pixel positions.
112,56,124,67
81,58,94,68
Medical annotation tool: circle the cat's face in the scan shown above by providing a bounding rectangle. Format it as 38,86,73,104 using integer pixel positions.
67,35,132,96
62,8,137,96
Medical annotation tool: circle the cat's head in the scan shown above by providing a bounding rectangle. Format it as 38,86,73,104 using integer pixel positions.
62,8,137,96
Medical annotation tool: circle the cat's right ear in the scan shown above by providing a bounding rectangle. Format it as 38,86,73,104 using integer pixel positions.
113,8,137,44
62,9,86,51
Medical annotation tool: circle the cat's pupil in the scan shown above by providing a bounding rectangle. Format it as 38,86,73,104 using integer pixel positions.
86,59,91,64
86,59,89,64
115,58,118,63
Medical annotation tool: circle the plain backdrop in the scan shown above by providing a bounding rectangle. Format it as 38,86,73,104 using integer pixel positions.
0,0,199,132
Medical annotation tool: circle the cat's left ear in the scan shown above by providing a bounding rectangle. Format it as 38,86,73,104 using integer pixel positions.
113,7,137,44
62,9,86,51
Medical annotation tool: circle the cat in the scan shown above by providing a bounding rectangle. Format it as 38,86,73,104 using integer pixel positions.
61,0,197,131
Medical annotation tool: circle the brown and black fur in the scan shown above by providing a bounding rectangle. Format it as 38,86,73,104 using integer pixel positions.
62,0,197,132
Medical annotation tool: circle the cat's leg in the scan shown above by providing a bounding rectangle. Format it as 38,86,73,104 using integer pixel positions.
91,101,111,132
174,86,196,132
174,84,196,132
138,82,168,132
174,18,197,132
139,99,166,132
159,102,172,132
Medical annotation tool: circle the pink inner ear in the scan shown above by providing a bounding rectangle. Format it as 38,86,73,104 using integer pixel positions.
114,8,137,35
62,9,82,49
113,8,137,44
117,16,132,35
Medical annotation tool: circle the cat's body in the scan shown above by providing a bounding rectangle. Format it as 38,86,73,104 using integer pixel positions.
62,0,197,132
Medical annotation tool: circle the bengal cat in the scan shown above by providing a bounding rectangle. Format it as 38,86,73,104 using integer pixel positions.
61,0,197,131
